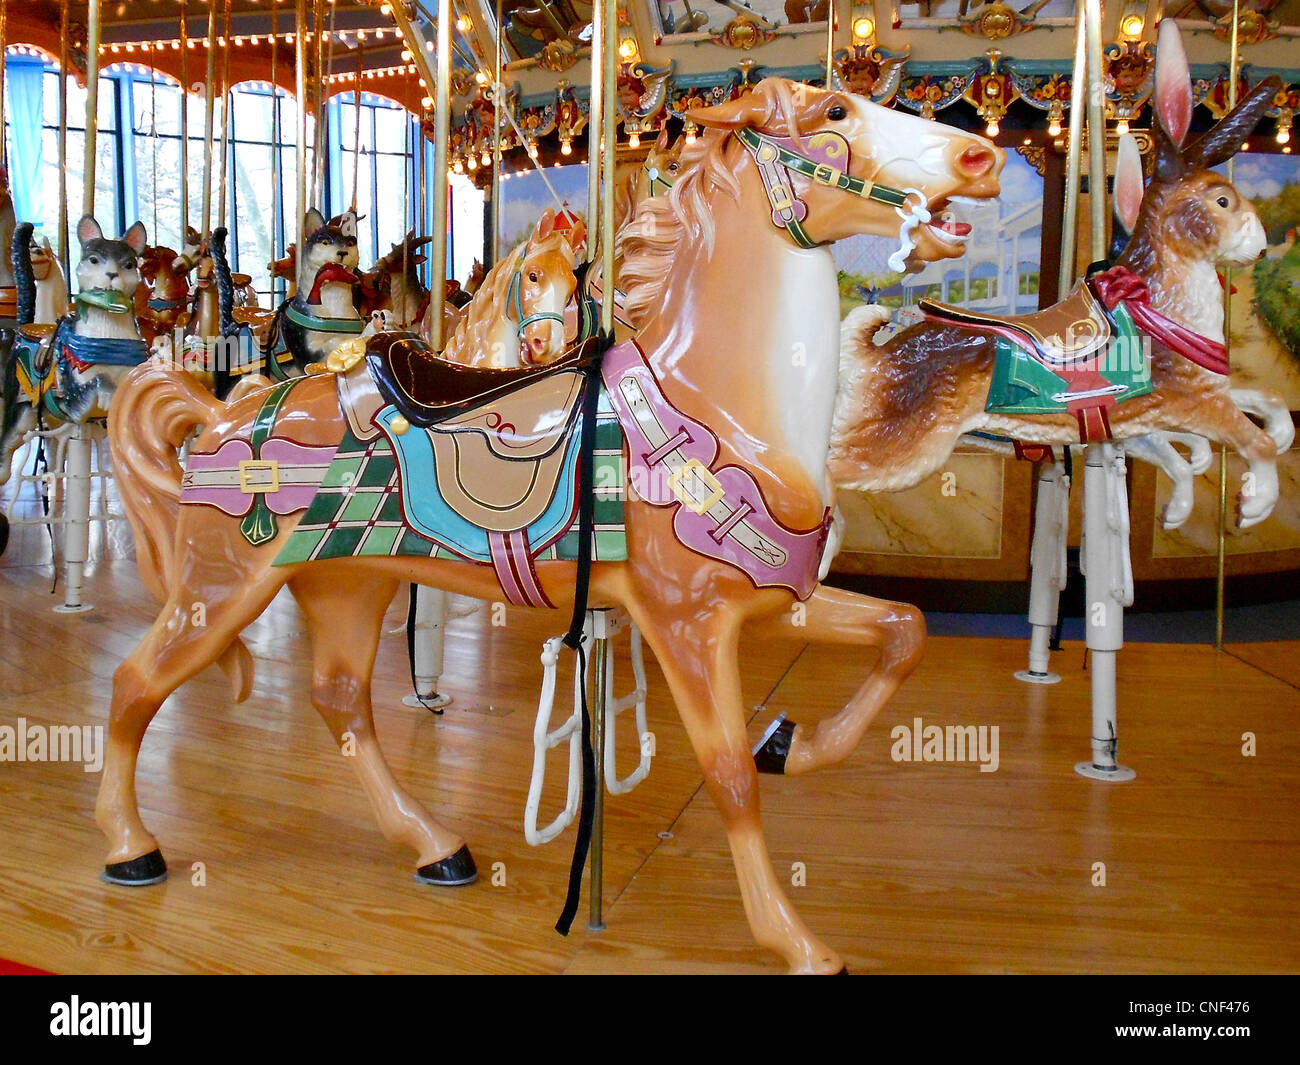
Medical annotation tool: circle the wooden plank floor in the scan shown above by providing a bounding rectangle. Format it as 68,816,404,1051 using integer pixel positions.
1,484,1298,973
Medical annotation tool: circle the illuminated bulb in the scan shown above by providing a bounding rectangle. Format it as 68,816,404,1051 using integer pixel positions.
125,43,135,52
380,2,390,12
426,41,434,51
422,96,433,108
475,70,489,85
171,40,180,50
527,140,539,158
852,16,875,41
1279,129,1291,145
457,15,471,32
1115,118,1129,136
235,36,244,46
466,154,478,171
453,157,464,174
401,49,412,61
985,119,999,137
1121,14,1143,39
560,138,572,156
1048,118,1061,137
684,123,697,145
375,28,385,39
187,39,196,48
481,149,490,166
111,44,121,53
356,30,366,41
618,38,636,60
628,131,640,148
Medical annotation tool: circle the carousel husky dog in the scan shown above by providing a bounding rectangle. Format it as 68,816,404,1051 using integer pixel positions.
260,209,362,377
0,215,150,486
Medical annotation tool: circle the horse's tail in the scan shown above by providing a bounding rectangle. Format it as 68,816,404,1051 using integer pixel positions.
109,361,255,702
12,221,34,327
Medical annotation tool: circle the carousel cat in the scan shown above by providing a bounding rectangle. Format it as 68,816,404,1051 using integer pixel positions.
1,215,150,486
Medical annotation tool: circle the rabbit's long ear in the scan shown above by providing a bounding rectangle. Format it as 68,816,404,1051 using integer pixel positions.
1154,19,1193,148
1152,105,1188,185
1114,133,1144,236
1183,76,1283,172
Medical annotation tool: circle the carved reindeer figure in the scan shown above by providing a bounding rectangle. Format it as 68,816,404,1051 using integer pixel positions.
831,22,1292,530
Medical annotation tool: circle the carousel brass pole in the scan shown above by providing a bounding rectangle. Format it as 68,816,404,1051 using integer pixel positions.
0,0,8,174
1215,1,1242,650
1058,9,1087,297
219,0,233,232
58,0,69,270
313,0,328,209
1084,0,1106,263
490,0,503,266
585,0,604,261
180,0,190,239
352,48,362,211
271,7,281,298
82,0,102,217
824,0,835,87
295,0,309,260
200,0,218,243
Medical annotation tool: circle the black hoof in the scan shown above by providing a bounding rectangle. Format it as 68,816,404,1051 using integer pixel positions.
414,845,478,886
753,715,795,775
101,849,167,887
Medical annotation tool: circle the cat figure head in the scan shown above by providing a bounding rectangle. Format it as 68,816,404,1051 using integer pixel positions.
298,208,359,298
75,214,147,307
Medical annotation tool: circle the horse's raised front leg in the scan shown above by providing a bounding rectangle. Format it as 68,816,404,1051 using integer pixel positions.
96,570,288,883
749,586,925,776
631,603,843,973
288,569,475,884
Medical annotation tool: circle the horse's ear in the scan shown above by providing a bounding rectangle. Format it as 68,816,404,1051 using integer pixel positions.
1183,76,1282,171
1114,133,1145,235
535,208,556,239
77,214,103,246
303,208,326,239
686,82,778,131
1155,19,1193,148
122,221,148,255
567,218,587,252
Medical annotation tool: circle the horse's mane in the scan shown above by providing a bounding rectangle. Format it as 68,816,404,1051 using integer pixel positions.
616,79,799,328
442,237,531,364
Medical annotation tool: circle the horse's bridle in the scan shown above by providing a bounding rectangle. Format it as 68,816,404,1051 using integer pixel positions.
507,240,566,333
734,126,932,271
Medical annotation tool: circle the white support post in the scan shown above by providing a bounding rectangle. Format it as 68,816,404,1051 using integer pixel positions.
1017,459,1069,685
403,585,452,710
53,424,94,614
1075,443,1135,781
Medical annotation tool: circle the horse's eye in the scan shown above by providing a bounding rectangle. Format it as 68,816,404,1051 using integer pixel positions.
1216,196,1230,208
827,105,848,121
668,162,679,172
529,272,538,283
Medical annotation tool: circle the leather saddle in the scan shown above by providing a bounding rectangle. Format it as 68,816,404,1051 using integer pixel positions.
365,330,600,427
366,331,601,534
919,279,1112,365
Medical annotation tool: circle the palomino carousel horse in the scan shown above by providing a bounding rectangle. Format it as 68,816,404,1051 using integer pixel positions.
435,207,587,366
1,215,151,489
135,229,201,343
104,78,1002,972
614,119,687,232
829,51,1291,531
13,225,70,328
0,168,16,325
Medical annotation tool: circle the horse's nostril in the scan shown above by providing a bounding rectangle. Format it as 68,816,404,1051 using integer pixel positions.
958,144,995,176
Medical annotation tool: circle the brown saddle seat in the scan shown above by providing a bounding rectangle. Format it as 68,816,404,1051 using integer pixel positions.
919,279,1112,365
18,323,57,343
365,330,599,428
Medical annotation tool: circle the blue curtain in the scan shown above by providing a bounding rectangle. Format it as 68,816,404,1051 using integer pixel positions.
6,56,46,225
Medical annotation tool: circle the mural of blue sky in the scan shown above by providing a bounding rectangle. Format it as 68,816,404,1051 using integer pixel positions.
498,163,590,259
1216,154,1299,203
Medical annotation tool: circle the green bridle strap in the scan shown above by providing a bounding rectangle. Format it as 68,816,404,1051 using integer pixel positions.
507,261,564,333
734,126,914,210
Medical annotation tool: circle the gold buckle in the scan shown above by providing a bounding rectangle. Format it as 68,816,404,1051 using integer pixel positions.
812,163,843,188
767,183,794,212
238,459,280,495
669,459,725,516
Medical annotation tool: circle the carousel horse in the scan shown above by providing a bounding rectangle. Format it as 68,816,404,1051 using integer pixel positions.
1,215,150,488
0,168,16,324
361,231,438,328
614,119,687,233
433,208,587,367
463,259,486,299
135,229,201,342
22,228,70,327
270,244,297,298
828,39,1290,532
103,78,1002,973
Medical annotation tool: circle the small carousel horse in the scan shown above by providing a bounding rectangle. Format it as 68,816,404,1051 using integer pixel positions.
0,168,16,324
135,229,201,342
434,208,587,366
614,119,687,232
104,78,1001,973
18,227,70,327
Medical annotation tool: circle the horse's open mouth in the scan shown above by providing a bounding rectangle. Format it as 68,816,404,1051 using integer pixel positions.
926,201,973,249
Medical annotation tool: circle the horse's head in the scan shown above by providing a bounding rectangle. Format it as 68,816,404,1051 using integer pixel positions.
30,234,61,283
643,120,687,196
270,244,297,280
514,208,583,365
1116,20,1279,276
686,78,1003,266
